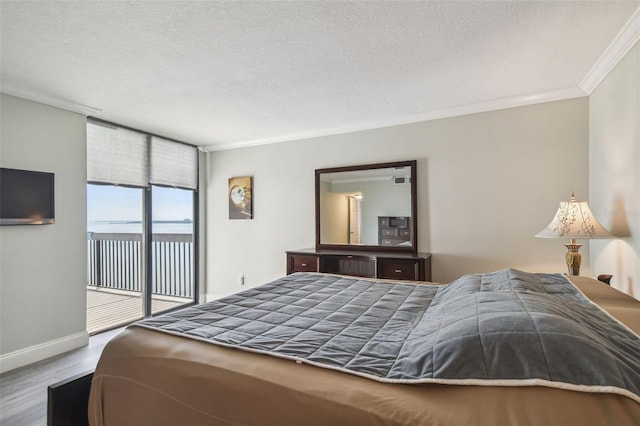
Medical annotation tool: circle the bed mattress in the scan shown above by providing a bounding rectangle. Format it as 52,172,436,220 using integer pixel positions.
88,274,640,426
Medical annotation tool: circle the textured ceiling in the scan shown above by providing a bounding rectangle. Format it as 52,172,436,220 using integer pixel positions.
1,1,639,150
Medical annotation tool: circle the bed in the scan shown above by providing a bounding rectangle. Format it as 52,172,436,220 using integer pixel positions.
88,269,640,425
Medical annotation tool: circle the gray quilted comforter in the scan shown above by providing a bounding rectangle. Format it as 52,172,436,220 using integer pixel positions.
137,269,640,403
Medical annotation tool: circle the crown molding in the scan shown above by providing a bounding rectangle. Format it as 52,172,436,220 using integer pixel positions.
205,86,586,151
1,85,101,116
580,6,640,95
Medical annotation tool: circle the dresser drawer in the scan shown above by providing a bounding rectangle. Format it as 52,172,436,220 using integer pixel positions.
289,255,319,273
380,228,398,237
380,238,409,246
378,258,421,280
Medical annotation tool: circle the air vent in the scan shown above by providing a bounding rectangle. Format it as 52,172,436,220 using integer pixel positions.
393,176,407,185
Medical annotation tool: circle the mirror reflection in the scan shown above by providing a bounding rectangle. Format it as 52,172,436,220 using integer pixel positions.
319,166,412,247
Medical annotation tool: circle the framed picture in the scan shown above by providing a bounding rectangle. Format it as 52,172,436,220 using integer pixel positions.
228,176,253,219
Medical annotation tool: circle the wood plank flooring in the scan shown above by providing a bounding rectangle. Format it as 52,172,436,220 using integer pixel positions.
0,328,123,426
87,289,189,334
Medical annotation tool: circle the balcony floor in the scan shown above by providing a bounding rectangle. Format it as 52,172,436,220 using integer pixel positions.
87,288,191,334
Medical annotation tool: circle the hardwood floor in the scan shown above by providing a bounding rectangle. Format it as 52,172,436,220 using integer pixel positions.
0,327,123,426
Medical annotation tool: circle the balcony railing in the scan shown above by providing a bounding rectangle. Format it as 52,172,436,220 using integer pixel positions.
87,232,194,298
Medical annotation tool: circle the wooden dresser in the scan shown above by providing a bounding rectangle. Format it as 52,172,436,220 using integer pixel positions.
286,249,432,282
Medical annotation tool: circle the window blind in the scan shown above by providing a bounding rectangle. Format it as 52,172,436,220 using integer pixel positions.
150,136,198,190
87,120,198,190
87,121,149,187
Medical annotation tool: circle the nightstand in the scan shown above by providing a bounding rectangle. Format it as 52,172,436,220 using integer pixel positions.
597,274,612,285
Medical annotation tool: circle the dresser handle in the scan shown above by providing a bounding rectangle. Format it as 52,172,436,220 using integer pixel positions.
301,263,307,267
395,269,402,273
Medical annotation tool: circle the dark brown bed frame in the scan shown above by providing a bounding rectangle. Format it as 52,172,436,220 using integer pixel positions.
47,371,93,426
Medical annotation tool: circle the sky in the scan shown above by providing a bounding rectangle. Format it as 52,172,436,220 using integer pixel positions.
87,184,193,222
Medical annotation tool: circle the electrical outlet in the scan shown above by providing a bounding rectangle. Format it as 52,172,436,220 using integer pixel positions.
239,272,245,286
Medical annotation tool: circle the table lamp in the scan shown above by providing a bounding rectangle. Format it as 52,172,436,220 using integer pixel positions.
535,193,611,275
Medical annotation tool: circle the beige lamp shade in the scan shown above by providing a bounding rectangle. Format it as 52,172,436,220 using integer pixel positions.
535,194,612,239
535,193,612,276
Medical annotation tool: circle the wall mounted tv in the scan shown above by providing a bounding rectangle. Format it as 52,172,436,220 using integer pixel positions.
0,167,55,225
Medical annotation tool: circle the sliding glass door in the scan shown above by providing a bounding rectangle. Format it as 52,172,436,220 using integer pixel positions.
150,186,196,315
87,184,145,333
86,119,199,333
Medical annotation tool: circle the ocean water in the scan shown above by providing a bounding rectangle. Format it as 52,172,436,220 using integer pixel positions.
88,221,193,234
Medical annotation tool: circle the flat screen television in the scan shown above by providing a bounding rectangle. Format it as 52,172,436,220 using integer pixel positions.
0,167,55,225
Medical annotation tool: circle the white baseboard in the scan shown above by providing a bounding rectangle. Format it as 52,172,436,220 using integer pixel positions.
203,293,224,303
0,331,89,374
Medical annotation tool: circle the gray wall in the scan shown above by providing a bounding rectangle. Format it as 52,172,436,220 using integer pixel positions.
589,41,640,299
0,94,88,368
206,98,589,297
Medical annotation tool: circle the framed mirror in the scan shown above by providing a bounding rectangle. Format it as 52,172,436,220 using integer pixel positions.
315,160,417,253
